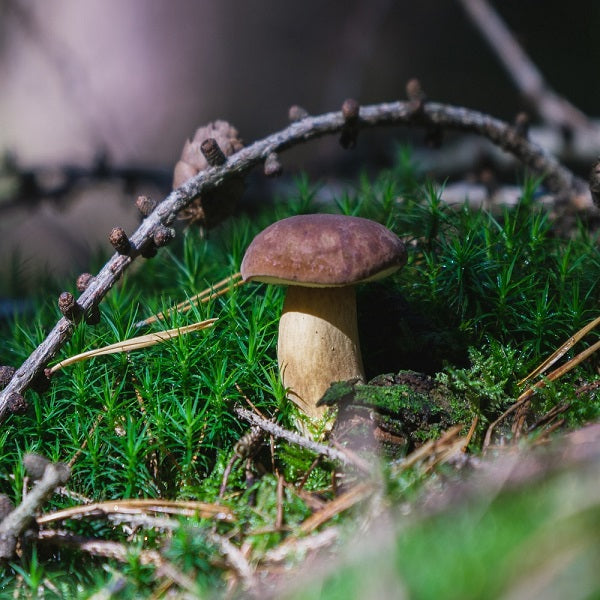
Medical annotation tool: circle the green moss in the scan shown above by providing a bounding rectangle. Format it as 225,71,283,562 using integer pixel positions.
320,371,471,449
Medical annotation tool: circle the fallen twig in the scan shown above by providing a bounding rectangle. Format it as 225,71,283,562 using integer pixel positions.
219,426,264,498
0,97,590,423
0,458,70,560
483,397,528,451
209,532,256,590
463,415,479,451
233,406,372,473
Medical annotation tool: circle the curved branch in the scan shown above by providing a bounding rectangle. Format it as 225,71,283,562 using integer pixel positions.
0,98,590,423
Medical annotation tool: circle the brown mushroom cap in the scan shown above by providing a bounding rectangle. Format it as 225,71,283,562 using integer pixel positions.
240,214,406,287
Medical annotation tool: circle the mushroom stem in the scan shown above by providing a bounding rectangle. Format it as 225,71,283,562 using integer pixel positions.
277,286,365,418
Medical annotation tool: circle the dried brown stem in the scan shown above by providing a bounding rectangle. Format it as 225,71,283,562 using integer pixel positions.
483,397,528,451
262,526,339,565
36,498,234,526
393,425,466,473
298,482,374,534
0,99,589,423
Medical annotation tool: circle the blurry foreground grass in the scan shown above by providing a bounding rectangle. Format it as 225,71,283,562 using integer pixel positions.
288,426,600,600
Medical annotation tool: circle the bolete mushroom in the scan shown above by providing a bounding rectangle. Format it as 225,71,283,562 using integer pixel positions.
240,214,406,420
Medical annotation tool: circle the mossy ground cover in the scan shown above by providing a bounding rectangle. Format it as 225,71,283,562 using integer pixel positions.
1,152,600,597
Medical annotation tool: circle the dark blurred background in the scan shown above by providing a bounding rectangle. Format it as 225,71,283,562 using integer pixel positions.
1,0,599,293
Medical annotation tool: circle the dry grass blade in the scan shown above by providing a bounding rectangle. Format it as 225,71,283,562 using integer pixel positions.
486,336,600,449
517,314,600,386
463,416,479,451
136,272,244,327
298,482,374,535
529,338,600,392
36,498,234,526
516,339,600,409
394,425,465,474
491,317,600,450
263,527,340,565
49,318,218,374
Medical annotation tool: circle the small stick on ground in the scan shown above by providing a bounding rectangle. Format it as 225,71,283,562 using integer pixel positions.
263,527,340,565
235,383,268,419
296,456,321,492
394,425,465,473
233,406,371,473
528,402,571,433
539,418,566,439
0,459,71,560
483,397,529,451
219,456,240,499
512,400,531,439
284,481,326,512
209,532,256,591
219,426,264,498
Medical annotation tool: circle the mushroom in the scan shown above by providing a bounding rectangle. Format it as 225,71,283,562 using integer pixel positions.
240,214,406,420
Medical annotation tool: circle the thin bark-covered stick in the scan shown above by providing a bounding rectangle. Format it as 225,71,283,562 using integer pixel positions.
0,461,70,559
0,99,590,423
234,406,371,472
458,0,590,131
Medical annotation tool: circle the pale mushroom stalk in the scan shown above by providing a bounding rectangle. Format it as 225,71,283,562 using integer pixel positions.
240,213,406,422
278,286,364,419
